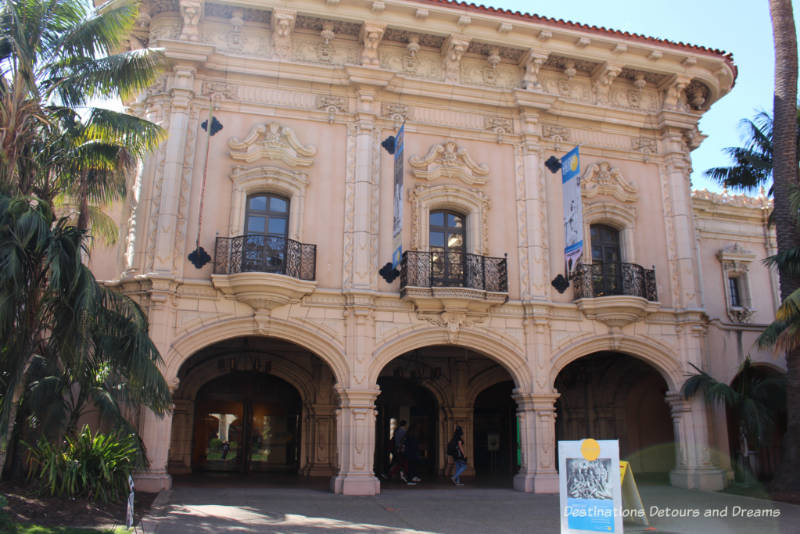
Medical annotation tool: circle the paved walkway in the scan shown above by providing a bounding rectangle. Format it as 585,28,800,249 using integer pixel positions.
140,478,800,533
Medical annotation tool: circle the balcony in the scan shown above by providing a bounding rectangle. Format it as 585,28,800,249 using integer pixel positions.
572,262,659,327
400,250,508,316
211,234,317,311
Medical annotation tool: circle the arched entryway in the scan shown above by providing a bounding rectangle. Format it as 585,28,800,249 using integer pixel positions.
554,351,675,478
169,336,338,481
373,345,518,485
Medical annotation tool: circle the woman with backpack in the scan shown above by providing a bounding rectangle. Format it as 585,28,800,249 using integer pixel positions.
447,425,467,486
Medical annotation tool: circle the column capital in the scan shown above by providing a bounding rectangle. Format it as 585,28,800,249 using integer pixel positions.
335,386,380,407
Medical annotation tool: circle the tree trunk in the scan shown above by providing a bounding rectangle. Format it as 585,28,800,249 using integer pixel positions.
0,355,35,478
768,0,800,494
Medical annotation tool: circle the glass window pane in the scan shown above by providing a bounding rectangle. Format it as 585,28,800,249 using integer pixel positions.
247,216,265,234
448,213,463,228
430,211,444,226
448,233,463,249
268,217,287,236
430,232,444,247
270,196,288,213
248,196,267,211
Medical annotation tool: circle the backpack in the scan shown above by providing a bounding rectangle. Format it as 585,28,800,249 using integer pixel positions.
447,438,459,458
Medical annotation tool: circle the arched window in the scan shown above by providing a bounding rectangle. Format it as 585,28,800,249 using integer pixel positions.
430,210,465,286
244,193,290,273
590,224,621,296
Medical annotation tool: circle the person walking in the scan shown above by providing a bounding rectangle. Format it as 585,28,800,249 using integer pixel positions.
387,420,410,482
447,425,467,486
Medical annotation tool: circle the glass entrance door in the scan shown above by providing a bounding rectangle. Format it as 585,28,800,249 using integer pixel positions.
192,372,302,473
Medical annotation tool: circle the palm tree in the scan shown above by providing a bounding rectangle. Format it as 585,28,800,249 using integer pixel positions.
682,358,786,481
704,110,800,196
768,0,800,495
0,0,167,477
0,0,164,204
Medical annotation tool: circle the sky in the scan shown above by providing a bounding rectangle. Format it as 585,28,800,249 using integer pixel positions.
479,0,798,193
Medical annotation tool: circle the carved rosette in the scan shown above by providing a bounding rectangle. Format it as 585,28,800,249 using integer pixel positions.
228,122,317,166
409,141,489,185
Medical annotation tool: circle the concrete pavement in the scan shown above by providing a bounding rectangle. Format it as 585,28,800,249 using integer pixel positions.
139,478,800,533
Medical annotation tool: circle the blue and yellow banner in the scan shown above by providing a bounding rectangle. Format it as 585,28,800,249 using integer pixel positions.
561,146,583,276
391,123,405,270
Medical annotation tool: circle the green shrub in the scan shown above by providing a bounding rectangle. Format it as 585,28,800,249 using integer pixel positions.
25,425,139,503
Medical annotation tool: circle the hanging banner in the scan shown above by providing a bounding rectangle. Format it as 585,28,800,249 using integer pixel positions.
391,123,405,270
561,146,583,276
559,438,623,534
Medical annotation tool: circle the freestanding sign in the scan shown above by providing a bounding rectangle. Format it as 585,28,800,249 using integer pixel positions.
559,438,623,533
391,123,405,270
561,146,583,277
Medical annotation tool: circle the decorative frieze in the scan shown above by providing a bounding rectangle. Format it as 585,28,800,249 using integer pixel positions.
317,95,346,123
485,116,513,143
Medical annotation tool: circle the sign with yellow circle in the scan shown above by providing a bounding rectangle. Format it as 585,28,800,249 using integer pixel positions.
581,438,601,461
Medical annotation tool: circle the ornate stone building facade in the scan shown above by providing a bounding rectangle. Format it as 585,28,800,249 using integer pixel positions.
91,0,785,495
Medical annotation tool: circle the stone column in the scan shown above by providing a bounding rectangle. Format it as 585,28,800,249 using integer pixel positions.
332,387,380,495
516,114,551,300
513,392,559,493
135,407,173,492
666,393,726,490
151,65,195,275
659,125,702,309
306,402,336,476
168,399,193,474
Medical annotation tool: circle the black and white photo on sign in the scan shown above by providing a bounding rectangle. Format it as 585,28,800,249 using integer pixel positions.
566,458,613,500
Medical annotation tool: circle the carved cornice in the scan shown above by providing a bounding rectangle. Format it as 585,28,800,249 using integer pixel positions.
228,122,317,166
409,141,488,185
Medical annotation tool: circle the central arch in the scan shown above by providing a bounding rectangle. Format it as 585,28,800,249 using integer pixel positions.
370,327,530,391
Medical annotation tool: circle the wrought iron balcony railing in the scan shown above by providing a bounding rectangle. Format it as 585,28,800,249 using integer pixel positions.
214,234,316,281
400,250,508,292
572,262,657,301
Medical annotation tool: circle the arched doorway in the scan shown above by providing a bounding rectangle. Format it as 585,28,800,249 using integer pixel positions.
169,336,338,480
554,351,675,478
373,345,518,484
192,373,301,473
473,381,519,480
374,377,439,478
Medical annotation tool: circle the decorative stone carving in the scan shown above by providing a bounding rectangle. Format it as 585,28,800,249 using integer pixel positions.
632,137,658,161
179,0,201,41
272,9,296,59
228,122,317,166
663,75,690,111
201,80,237,100
686,80,711,111
404,35,420,73
541,124,569,151
409,141,489,185
317,95,346,124
442,35,470,83
593,64,622,106
225,8,245,52
521,50,548,90
360,22,385,66
382,103,409,128
128,9,151,49
483,46,501,85
485,116,512,144
318,22,335,63
563,60,577,79
581,161,638,204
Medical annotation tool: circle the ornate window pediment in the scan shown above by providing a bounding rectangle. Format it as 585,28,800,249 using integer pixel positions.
409,141,489,185
228,122,317,167
717,243,755,323
582,161,638,204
